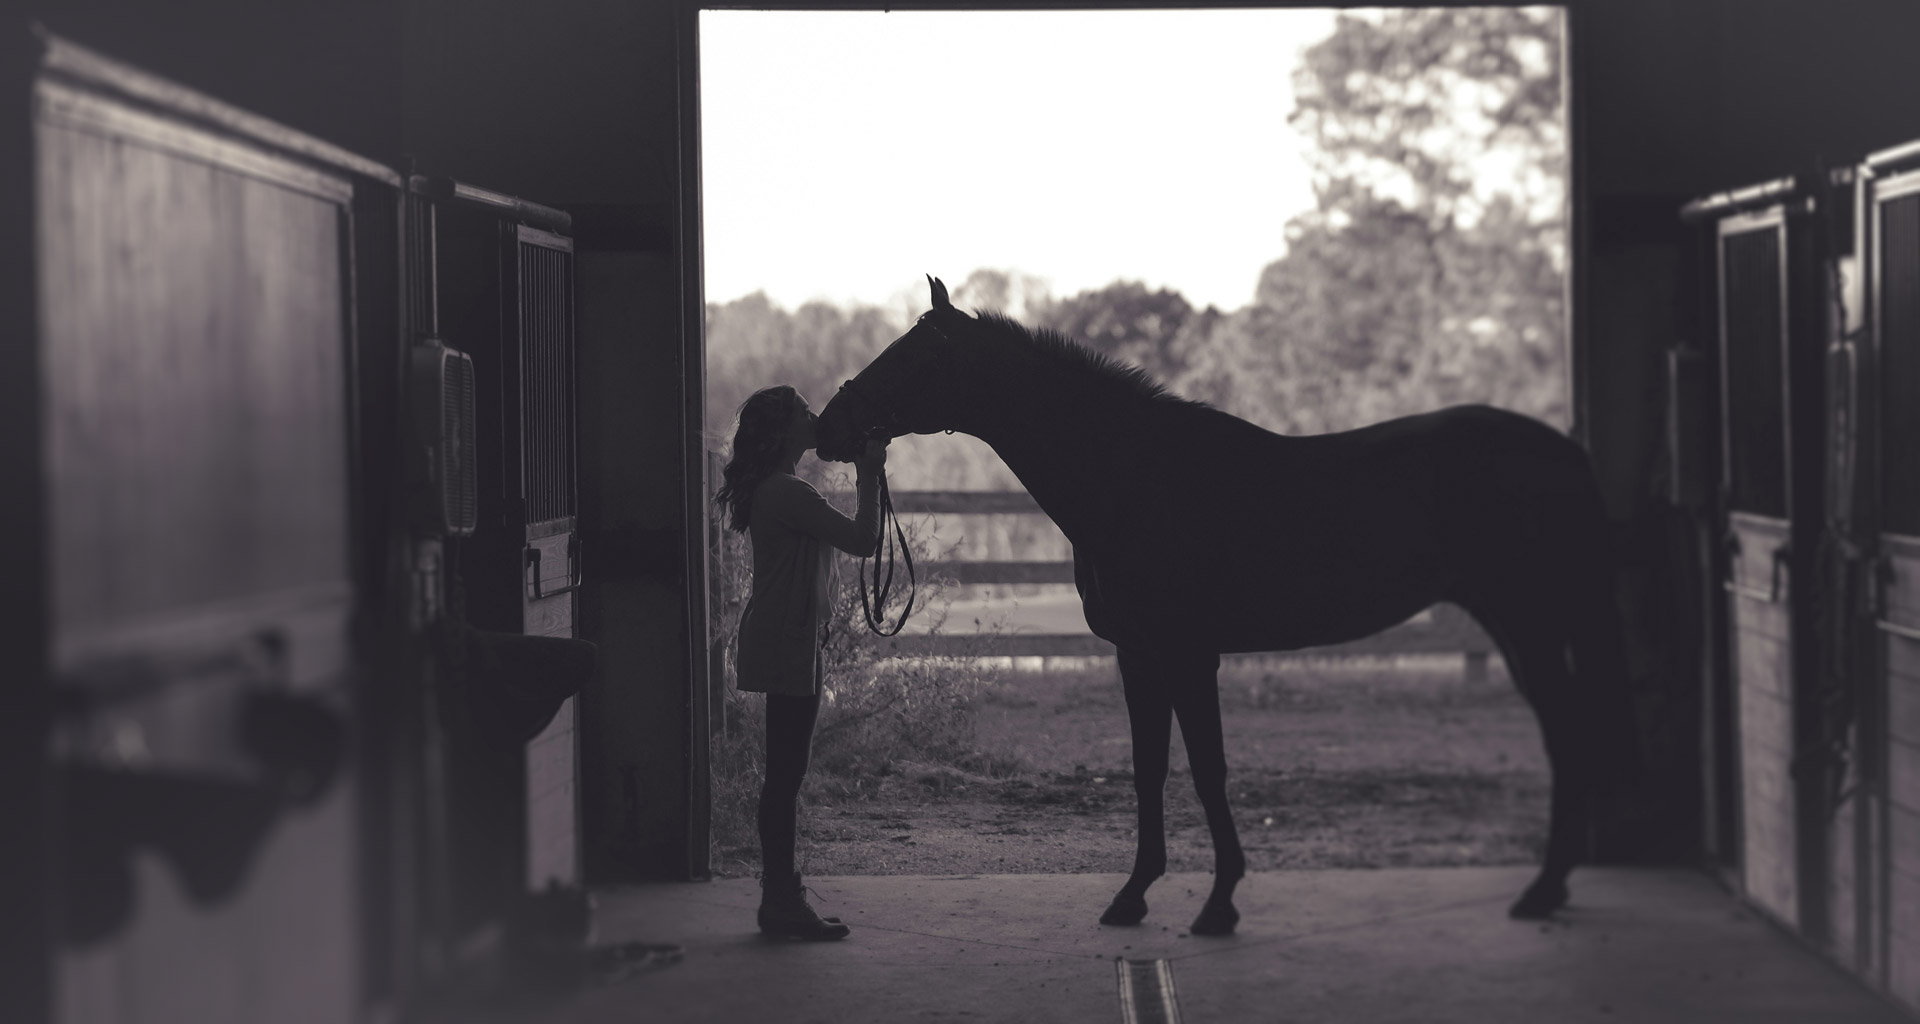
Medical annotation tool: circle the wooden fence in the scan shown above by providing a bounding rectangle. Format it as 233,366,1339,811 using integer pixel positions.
707,472,1497,680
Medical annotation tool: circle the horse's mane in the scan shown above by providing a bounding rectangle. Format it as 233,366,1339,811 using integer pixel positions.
972,310,1210,409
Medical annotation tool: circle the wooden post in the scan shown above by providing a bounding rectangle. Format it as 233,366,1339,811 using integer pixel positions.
707,452,728,739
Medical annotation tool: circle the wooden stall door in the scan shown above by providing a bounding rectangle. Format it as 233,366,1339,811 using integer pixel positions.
1867,165,1920,1011
423,194,582,944
514,224,582,892
1716,206,1802,928
36,54,362,1024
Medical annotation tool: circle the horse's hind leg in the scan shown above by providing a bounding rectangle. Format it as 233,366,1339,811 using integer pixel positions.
1100,647,1175,926
1503,628,1594,920
1170,653,1242,936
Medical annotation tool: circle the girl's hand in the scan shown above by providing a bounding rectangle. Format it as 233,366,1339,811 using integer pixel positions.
855,438,888,473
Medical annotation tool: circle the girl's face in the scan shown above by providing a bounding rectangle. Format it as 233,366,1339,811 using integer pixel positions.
787,396,818,456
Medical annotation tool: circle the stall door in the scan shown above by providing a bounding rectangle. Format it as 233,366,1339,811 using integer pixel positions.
413,191,581,945
1866,161,1920,1010
1716,204,1805,928
35,41,369,1024
513,224,582,891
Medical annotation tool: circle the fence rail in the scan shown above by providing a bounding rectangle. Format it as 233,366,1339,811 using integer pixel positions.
871,600,1491,661
887,490,1046,514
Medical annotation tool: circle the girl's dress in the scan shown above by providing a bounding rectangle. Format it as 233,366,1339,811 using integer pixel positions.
735,471,879,695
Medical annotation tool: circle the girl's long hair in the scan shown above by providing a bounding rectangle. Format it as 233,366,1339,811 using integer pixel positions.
714,385,803,533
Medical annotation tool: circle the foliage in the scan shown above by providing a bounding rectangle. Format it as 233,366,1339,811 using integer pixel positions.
950,267,1054,323
1174,190,1566,436
1290,7,1564,237
1209,6,1569,434
1032,279,1202,386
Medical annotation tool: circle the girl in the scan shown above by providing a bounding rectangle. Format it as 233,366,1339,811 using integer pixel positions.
715,385,886,940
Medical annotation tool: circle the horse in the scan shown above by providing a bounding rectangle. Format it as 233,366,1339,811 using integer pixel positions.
815,276,1630,935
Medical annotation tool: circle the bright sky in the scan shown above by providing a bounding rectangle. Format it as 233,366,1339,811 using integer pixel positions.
700,8,1338,314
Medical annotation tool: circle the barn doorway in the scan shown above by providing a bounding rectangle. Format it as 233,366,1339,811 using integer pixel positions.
697,7,1570,883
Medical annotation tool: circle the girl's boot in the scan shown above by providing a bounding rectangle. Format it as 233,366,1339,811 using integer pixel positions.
757,872,850,940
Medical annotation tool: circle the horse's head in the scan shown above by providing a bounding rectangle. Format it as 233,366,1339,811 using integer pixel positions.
816,275,974,462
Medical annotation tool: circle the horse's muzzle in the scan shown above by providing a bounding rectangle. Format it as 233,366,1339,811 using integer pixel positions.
813,418,859,463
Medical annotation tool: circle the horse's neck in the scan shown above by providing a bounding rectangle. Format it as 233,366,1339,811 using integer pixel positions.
966,370,1144,550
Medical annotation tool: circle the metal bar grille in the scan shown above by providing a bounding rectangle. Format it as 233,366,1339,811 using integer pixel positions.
518,239,575,526
407,198,436,338
1722,226,1788,517
1882,194,1920,533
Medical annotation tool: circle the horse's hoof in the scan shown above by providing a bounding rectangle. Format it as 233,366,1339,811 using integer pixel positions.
1100,891,1148,926
1190,900,1239,936
1508,881,1568,920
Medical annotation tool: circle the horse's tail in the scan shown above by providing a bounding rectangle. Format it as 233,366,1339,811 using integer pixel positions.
1563,461,1643,839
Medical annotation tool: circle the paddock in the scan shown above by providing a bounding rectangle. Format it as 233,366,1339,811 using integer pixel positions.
10,3,1920,1023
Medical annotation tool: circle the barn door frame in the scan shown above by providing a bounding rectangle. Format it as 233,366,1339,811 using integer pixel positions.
1,23,50,1023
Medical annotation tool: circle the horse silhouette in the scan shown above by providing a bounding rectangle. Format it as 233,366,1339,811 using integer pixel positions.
816,276,1628,933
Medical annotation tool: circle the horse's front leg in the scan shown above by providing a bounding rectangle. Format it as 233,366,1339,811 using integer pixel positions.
1173,667,1243,936
1101,650,1174,926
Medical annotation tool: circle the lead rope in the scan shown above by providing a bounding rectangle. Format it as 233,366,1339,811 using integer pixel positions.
858,468,917,636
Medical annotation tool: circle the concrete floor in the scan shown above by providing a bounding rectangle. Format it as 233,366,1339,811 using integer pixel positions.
456,867,1912,1023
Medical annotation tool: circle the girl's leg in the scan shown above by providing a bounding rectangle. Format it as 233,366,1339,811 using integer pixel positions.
758,692,821,880
756,691,847,940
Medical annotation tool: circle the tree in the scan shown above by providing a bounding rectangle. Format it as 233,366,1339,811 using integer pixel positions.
704,292,905,484
1290,8,1564,242
951,268,1053,324
1033,280,1200,385
1198,7,1569,435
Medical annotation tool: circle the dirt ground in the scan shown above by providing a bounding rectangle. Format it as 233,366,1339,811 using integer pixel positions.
713,657,1552,879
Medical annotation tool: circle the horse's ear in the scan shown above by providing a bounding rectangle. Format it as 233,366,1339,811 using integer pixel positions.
928,275,952,312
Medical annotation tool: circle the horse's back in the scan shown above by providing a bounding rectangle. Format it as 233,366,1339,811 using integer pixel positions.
1426,404,1588,470
1079,402,1599,652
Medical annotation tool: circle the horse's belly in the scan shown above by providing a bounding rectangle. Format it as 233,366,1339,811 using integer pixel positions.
1079,553,1436,654
1213,591,1432,653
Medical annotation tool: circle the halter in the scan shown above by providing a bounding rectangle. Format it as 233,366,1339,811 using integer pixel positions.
836,375,905,439
833,313,951,436
833,374,915,636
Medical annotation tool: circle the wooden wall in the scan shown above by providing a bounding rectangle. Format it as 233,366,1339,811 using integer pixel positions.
573,247,695,881
1887,553,1920,1007
34,46,372,1022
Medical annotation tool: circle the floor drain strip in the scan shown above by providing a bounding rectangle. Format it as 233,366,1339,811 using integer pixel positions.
1115,957,1183,1024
